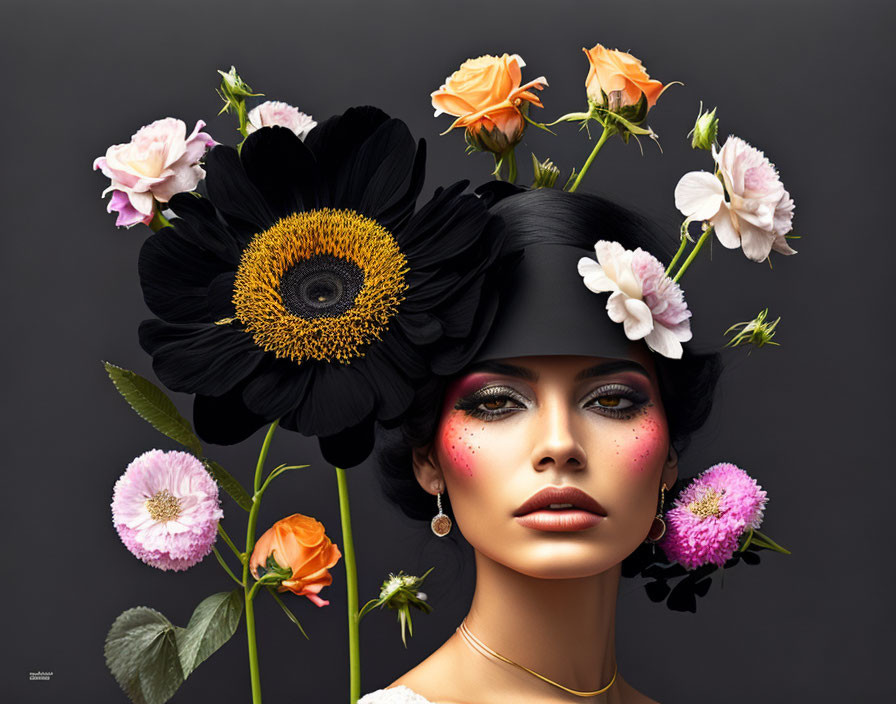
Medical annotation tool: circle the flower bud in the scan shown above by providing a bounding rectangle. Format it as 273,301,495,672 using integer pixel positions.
358,568,434,647
531,154,560,189
464,109,525,155
724,308,781,350
690,104,719,151
217,66,261,102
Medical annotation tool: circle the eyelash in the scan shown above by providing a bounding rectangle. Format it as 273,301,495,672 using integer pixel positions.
454,383,648,421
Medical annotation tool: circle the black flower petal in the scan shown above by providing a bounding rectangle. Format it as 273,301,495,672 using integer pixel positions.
136,106,507,464
138,320,265,396
194,377,270,445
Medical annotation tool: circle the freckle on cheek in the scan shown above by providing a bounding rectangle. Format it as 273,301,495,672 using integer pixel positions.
440,414,478,477
626,409,666,472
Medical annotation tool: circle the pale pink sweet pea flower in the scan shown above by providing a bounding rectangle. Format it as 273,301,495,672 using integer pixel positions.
674,135,796,262
246,101,317,140
577,240,692,359
93,118,215,228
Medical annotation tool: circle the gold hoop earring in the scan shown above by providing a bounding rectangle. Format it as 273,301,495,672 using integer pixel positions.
646,482,668,543
431,491,452,537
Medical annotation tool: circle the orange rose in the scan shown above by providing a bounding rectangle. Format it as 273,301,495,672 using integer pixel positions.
431,53,547,153
583,44,665,112
250,514,342,607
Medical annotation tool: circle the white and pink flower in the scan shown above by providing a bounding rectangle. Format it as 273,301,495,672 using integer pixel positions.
246,101,317,139
93,118,215,228
111,449,224,571
577,240,692,359
674,135,796,262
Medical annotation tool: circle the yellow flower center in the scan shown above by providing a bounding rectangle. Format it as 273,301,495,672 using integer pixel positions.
145,489,182,522
232,209,409,364
687,488,723,519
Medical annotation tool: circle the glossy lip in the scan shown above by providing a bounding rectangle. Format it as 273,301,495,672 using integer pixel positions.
515,510,604,532
513,485,607,517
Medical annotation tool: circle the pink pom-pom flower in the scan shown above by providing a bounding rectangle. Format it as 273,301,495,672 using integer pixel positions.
659,462,767,570
111,449,224,571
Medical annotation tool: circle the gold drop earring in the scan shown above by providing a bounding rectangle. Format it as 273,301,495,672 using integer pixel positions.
646,482,668,543
431,483,452,537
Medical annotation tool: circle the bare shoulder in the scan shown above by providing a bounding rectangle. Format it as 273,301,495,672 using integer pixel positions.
387,636,469,704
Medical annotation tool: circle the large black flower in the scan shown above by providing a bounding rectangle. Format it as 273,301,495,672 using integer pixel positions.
138,106,506,467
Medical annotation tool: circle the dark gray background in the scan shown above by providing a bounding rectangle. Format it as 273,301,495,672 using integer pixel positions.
3,0,893,701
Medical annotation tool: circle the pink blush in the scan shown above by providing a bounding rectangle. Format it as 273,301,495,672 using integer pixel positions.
439,413,477,477
625,411,667,472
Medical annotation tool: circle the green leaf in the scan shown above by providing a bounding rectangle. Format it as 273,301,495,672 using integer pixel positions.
204,459,253,512
104,607,185,704
176,590,244,678
104,362,202,456
266,586,309,640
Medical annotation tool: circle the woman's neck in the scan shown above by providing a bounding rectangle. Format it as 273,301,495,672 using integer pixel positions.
459,549,621,699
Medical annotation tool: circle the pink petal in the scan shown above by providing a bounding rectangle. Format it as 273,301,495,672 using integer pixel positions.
644,323,684,359
619,297,653,340
737,218,776,262
710,205,742,249
674,171,724,220
577,257,616,294
305,593,330,608
107,190,153,228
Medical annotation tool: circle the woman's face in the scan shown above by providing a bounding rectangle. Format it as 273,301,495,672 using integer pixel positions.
415,353,677,579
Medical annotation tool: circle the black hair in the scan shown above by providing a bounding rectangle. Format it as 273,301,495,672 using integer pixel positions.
375,187,723,531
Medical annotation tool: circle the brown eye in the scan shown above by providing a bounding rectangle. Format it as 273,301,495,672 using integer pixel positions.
482,397,509,410
596,395,621,408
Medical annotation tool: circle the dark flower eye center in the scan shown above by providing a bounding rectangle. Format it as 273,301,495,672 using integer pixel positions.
232,208,408,364
280,255,364,317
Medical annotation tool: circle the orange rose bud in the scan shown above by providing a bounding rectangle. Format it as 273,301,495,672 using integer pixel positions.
583,44,665,112
250,514,342,607
431,53,547,154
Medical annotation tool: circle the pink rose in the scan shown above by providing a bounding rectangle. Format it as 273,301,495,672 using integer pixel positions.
674,135,796,262
246,101,317,140
93,118,215,228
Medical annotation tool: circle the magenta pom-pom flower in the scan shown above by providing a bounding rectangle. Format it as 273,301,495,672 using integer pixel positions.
111,449,224,571
659,462,767,570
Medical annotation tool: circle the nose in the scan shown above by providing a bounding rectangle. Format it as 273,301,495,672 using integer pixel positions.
530,393,587,472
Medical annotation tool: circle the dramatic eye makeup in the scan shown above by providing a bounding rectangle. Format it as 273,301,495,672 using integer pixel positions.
453,380,649,421
581,383,649,418
454,384,529,420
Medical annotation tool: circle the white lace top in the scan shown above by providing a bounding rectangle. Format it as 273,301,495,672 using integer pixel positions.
358,685,437,703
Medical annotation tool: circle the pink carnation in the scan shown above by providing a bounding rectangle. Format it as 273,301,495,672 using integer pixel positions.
111,450,223,571
674,135,796,262
659,462,767,570
577,241,692,359
93,118,215,228
247,101,317,139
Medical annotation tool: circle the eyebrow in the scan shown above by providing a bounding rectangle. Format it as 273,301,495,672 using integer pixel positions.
462,360,650,382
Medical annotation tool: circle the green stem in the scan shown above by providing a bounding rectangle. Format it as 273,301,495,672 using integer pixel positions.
148,207,171,232
256,464,308,499
335,466,360,704
243,420,278,704
505,149,517,184
217,524,244,562
567,125,613,193
213,546,245,587
237,102,250,138
492,152,504,181
673,226,714,283
664,236,690,277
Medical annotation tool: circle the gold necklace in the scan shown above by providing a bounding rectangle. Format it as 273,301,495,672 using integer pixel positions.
456,618,618,698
